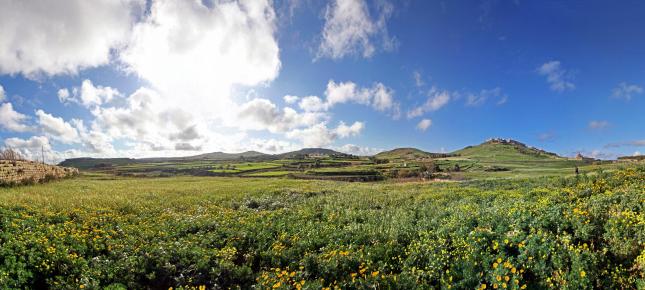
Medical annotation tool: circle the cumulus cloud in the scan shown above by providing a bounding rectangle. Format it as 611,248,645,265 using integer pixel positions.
588,120,609,130
3,136,51,161
283,95,299,104
35,110,80,144
286,121,364,147
71,119,114,154
0,84,5,101
416,119,432,131
0,0,143,77
237,98,326,133
611,82,643,101
91,87,206,152
317,0,395,59
466,87,508,107
407,87,453,118
298,96,328,112
78,80,121,108
337,144,381,156
537,60,575,92
57,88,71,104
0,102,31,132
120,0,281,114
324,80,399,115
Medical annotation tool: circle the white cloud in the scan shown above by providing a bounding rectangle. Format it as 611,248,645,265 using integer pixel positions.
298,96,328,112
611,82,643,101
407,87,453,118
71,119,114,154
466,87,507,107
588,120,609,130
317,0,395,59
78,79,120,108
326,80,371,107
634,151,642,156
324,80,399,115
335,121,364,138
0,102,30,132
286,121,364,147
537,60,575,92
3,136,51,161
337,143,381,156
0,0,143,77
0,84,5,102
120,0,280,115
237,98,326,133
35,110,80,144
91,87,207,152
57,88,70,104
416,119,432,131
283,95,299,104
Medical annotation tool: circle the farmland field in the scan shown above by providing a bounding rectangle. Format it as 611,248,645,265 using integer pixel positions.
1,166,643,289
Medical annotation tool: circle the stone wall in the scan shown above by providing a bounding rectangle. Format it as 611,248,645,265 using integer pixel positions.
0,160,79,185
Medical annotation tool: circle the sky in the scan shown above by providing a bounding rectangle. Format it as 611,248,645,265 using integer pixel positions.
0,0,644,163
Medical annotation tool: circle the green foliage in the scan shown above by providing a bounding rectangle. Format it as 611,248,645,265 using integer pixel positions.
0,167,643,288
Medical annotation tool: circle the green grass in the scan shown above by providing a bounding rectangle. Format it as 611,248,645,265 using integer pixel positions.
243,170,292,177
0,166,643,288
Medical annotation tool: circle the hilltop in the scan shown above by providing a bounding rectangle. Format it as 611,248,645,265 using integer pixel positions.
452,138,562,161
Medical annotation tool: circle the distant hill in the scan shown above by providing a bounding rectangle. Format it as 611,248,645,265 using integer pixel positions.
374,148,454,160
618,155,645,161
179,151,270,161
276,148,350,159
452,138,563,161
58,158,136,170
59,148,353,169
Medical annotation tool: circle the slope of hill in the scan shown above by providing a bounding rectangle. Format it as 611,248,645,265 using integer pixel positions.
276,148,349,159
452,138,563,161
374,148,453,160
178,151,270,161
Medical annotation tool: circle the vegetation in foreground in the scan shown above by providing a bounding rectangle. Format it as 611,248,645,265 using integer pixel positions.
0,166,643,289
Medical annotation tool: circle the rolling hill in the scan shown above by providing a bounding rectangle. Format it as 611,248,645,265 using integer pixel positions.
374,148,453,160
59,148,351,169
275,148,349,159
452,138,563,161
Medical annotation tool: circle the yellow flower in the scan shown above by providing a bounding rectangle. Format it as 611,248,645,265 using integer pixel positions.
273,281,281,289
480,284,487,289
372,271,379,277
504,276,509,282
497,258,502,263
511,267,516,274
580,271,586,278
496,275,502,281
79,286,85,289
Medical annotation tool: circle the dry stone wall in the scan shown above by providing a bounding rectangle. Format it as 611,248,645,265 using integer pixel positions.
0,160,79,185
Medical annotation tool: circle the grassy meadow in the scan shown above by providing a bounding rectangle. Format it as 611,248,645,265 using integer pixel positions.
0,165,644,289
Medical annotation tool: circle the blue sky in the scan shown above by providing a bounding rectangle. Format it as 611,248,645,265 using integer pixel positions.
0,0,644,162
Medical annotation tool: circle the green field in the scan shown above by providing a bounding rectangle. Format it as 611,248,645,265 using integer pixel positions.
0,165,643,289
